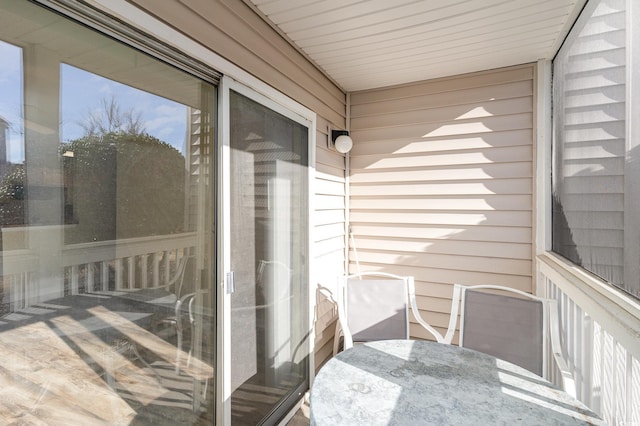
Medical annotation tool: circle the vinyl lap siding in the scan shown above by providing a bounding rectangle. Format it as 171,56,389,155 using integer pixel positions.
349,65,535,340
313,121,347,370
126,0,348,371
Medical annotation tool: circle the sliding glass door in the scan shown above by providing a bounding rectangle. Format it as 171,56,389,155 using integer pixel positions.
221,82,311,425
1,3,312,425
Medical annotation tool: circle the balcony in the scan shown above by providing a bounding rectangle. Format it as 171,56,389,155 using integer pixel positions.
1,0,639,425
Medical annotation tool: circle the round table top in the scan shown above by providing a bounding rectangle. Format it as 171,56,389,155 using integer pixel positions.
310,340,604,425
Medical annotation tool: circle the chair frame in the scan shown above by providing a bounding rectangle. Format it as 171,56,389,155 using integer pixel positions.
151,254,198,373
443,284,576,397
334,272,444,355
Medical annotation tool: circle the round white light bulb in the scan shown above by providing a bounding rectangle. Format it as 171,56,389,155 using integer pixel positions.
334,134,353,154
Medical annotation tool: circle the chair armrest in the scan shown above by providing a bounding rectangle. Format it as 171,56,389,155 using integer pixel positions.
176,292,196,318
335,286,354,352
441,284,463,345
408,278,444,343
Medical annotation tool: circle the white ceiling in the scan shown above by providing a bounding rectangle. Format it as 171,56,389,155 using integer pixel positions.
246,0,586,92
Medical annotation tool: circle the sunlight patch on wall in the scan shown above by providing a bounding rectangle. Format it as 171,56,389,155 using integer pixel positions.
422,122,493,138
454,106,494,120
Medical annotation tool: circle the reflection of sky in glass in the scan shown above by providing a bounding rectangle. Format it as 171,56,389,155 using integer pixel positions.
0,40,24,164
1,40,188,163
61,65,187,155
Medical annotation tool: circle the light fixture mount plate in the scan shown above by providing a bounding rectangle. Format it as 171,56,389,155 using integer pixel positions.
327,126,353,154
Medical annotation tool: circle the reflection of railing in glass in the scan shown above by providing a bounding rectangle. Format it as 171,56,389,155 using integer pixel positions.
2,232,196,314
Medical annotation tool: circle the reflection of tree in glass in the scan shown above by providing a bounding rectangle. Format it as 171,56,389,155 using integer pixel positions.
0,98,186,242
0,164,25,226
79,96,145,137
63,98,186,244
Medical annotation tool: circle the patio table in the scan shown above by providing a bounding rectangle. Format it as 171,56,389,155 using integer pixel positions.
310,339,604,425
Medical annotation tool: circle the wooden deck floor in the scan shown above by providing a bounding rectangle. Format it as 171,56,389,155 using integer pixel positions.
285,399,310,426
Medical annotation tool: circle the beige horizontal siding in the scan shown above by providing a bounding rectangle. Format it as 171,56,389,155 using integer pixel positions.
350,211,532,227
314,178,345,197
349,178,533,196
351,96,532,130
349,64,535,340
353,224,532,244
313,127,347,368
351,81,533,117
350,195,532,210
350,146,533,170
314,209,345,226
353,237,532,260
356,251,532,276
351,66,533,104
352,129,533,156
353,263,533,295
352,112,532,142
350,162,533,183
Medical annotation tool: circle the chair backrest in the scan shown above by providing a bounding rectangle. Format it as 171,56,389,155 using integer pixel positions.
180,255,197,294
463,287,545,376
333,273,445,355
346,276,409,342
336,273,410,352
447,285,577,397
170,254,196,298
444,284,548,377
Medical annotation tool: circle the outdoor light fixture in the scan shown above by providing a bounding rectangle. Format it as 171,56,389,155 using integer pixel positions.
329,129,353,154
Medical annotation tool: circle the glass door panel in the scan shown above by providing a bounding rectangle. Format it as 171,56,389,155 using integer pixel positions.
228,89,309,425
0,2,216,424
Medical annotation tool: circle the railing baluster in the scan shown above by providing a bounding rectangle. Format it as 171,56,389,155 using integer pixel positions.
582,312,593,407
71,265,79,295
141,254,148,289
87,263,94,293
127,257,135,290
164,250,170,287
24,271,32,309
15,274,19,310
101,261,109,291
21,274,26,309
115,259,123,290
153,252,161,288
11,275,20,311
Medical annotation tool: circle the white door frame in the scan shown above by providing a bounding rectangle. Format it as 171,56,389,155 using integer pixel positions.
217,75,316,426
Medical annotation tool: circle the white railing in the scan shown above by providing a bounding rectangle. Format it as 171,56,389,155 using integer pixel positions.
538,253,640,426
2,232,197,312
62,232,197,293
1,249,39,312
